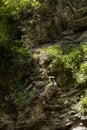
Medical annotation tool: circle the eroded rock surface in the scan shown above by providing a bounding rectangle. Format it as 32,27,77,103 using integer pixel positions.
1,48,87,130
0,0,87,130
20,0,87,47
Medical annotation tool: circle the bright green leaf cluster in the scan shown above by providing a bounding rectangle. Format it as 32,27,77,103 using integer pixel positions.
2,0,40,16
43,43,87,86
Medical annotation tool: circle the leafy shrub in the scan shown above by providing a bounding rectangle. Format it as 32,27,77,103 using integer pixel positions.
80,95,87,108
75,62,87,84
77,90,87,115
43,43,87,86
0,0,32,81
3,0,40,17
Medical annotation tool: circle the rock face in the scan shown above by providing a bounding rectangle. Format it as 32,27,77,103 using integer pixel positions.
0,0,87,130
1,48,87,130
20,0,87,48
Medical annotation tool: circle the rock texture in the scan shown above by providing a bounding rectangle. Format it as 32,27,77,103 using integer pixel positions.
0,0,87,130
1,48,87,130
20,0,87,48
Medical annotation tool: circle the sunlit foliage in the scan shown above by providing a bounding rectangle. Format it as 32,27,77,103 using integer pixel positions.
43,43,87,86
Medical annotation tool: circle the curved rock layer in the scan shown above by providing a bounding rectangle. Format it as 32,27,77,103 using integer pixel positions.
20,0,87,47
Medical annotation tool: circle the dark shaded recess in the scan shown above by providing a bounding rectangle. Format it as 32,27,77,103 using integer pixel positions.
0,89,18,123
7,16,22,40
74,26,87,33
0,85,10,98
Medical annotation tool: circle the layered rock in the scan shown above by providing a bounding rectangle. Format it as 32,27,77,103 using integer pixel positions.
0,0,87,130
20,0,87,48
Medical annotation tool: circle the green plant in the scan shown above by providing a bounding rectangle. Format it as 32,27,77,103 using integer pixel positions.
0,0,33,81
81,96,87,108
76,90,87,115
43,43,87,86
3,0,40,17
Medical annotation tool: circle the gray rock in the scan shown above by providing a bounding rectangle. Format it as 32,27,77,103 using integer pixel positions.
35,81,45,88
